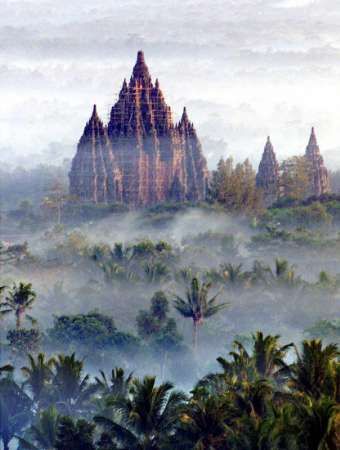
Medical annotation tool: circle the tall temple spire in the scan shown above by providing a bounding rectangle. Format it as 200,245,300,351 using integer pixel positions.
256,136,279,206
74,49,209,207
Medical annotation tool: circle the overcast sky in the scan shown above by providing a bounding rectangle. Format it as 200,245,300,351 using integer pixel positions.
1,0,340,169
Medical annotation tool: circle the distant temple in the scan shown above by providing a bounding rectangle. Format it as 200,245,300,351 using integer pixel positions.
69,51,208,207
69,51,331,208
256,128,330,205
305,127,330,197
256,136,279,207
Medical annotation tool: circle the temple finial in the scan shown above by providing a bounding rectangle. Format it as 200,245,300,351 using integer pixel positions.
91,104,98,118
137,50,145,64
308,126,318,147
182,106,188,121
132,50,150,81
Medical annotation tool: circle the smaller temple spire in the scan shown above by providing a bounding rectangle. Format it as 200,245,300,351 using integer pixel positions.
91,104,98,120
181,106,189,123
308,126,318,147
256,136,279,206
305,126,330,196
264,136,273,152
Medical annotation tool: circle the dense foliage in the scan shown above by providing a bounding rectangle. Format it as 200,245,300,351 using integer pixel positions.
0,333,338,450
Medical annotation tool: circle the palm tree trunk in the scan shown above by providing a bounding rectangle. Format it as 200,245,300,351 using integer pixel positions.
16,308,24,329
3,437,10,450
193,320,198,351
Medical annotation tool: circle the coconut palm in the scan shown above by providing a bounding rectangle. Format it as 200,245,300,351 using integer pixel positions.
52,353,98,416
95,375,186,450
55,416,96,450
292,395,339,450
17,406,59,450
288,339,339,399
252,331,293,379
173,395,235,450
95,367,133,398
273,258,300,286
144,260,170,283
220,263,244,287
21,353,55,407
0,377,32,450
174,277,227,349
0,282,36,329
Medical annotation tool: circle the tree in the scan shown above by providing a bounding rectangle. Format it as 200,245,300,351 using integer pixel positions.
52,353,98,416
17,406,59,450
55,416,96,450
48,312,139,362
173,395,234,450
95,376,186,450
95,367,133,398
294,396,340,450
0,377,32,450
7,329,41,360
0,282,36,329
252,331,293,379
220,263,245,290
288,339,339,399
280,155,312,201
174,277,227,349
209,157,263,214
41,180,68,225
21,353,55,407
137,291,172,340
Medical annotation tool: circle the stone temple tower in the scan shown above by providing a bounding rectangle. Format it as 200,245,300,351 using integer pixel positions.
256,136,280,206
69,51,208,207
305,127,330,197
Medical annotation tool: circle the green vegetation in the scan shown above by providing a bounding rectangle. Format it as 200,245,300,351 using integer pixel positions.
2,184,340,449
0,333,338,450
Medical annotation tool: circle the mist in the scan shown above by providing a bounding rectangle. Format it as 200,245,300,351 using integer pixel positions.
1,203,338,389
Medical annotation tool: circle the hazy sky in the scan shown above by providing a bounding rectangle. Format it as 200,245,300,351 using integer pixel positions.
1,0,340,169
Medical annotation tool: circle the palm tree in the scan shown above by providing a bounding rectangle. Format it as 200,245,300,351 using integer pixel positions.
17,406,59,450
95,367,133,398
273,258,299,286
252,331,293,379
173,395,234,450
0,377,32,450
144,260,170,283
52,353,98,416
95,375,186,450
55,416,96,450
275,258,289,279
174,277,227,349
21,353,55,407
292,395,339,450
0,282,36,329
221,263,244,287
288,339,339,399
